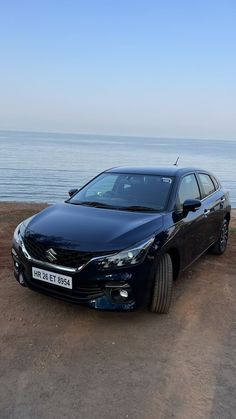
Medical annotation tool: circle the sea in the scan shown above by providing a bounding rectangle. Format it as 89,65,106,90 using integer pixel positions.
0,130,235,207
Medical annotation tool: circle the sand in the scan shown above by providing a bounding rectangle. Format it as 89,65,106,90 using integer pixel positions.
0,203,236,419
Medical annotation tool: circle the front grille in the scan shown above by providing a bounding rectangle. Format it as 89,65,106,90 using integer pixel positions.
23,235,97,268
26,274,105,302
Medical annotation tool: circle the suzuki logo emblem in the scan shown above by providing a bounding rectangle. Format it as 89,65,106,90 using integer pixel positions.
45,248,57,262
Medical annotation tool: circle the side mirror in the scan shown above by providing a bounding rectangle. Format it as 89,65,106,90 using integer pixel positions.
68,188,78,197
183,199,201,214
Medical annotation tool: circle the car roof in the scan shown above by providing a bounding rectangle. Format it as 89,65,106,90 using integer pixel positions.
106,166,204,177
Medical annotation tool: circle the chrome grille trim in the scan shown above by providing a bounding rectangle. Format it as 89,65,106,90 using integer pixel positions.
19,235,115,273
19,236,87,273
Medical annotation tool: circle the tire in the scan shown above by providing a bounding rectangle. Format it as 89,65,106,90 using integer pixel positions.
210,219,229,255
150,253,173,314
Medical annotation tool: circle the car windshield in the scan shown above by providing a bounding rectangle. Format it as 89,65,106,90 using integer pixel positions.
68,173,174,211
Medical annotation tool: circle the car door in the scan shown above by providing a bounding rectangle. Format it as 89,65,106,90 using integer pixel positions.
174,173,207,268
197,172,225,247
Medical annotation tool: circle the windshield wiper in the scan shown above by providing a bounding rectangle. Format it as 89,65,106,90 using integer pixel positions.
122,205,158,212
74,201,115,209
69,201,158,212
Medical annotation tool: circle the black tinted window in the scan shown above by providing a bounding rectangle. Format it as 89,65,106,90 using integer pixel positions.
199,173,215,198
211,175,220,190
178,174,200,206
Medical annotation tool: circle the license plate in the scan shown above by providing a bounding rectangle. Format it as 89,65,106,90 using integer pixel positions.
32,267,72,289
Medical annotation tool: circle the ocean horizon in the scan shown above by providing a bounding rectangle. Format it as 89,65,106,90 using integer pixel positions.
0,130,235,207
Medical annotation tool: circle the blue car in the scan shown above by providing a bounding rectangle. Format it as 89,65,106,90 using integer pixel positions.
12,166,231,313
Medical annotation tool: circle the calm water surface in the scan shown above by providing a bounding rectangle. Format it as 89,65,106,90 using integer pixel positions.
0,131,235,207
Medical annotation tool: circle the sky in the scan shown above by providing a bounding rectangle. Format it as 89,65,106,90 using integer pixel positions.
0,0,235,139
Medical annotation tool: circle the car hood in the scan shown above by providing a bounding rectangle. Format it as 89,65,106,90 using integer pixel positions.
25,203,164,252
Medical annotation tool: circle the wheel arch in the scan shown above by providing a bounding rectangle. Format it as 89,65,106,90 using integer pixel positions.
225,212,230,223
167,247,181,281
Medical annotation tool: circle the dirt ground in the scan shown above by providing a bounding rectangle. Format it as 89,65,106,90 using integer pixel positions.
0,203,236,419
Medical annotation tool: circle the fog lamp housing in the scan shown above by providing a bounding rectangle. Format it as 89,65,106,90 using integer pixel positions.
104,282,133,303
119,289,129,298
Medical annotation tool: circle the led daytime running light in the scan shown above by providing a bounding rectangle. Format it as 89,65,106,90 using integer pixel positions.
96,237,155,269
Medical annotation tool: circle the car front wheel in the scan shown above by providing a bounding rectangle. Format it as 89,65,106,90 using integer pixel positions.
150,253,173,314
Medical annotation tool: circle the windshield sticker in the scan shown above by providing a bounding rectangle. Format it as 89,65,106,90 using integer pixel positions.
162,178,172,184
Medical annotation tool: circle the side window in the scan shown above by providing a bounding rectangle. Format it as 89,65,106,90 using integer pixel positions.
211,175,220,190
178,174,200,207
198,173,215,198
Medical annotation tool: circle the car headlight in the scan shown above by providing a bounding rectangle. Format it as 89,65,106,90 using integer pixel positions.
94,237,155,269
13,222,23,244
13,216,34,244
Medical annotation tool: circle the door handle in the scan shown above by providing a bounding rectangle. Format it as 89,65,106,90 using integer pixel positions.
204,209,210,216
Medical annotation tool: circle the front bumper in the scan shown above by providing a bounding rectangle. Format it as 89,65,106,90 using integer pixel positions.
12,241,153,311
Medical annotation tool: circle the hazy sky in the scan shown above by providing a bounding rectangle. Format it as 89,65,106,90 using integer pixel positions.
0,0,235,139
